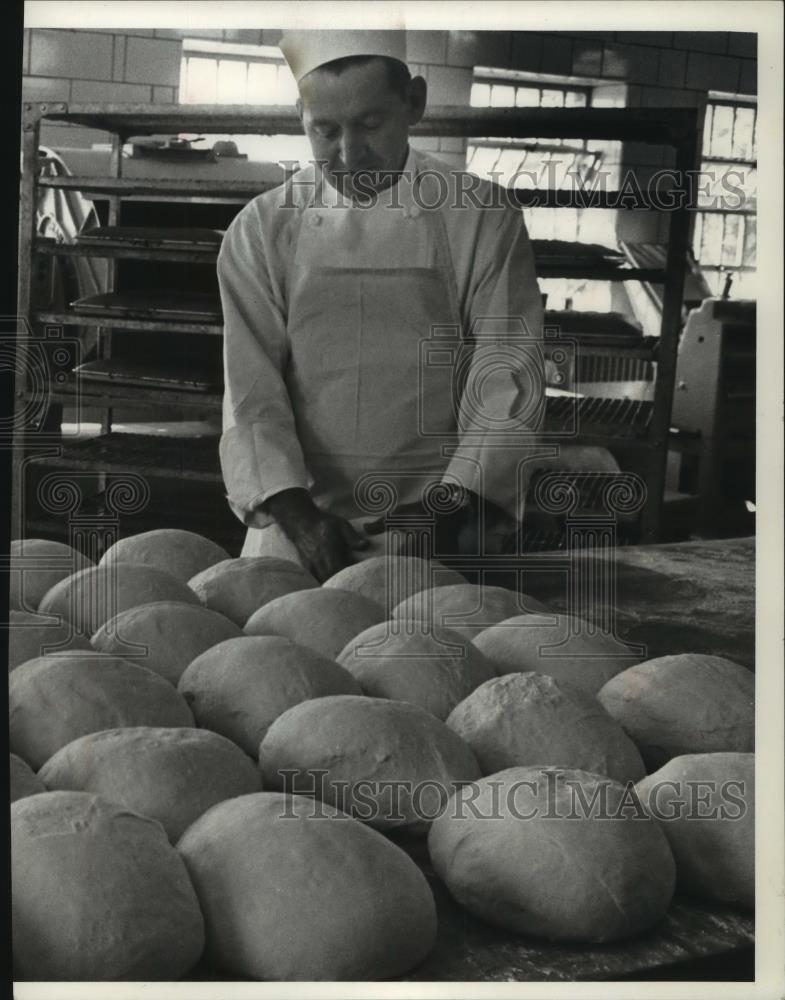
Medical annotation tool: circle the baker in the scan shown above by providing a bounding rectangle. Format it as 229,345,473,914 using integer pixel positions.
217,29,545,582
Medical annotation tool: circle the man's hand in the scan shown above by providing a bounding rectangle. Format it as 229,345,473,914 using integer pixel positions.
260,488,369,582
364,486,516,557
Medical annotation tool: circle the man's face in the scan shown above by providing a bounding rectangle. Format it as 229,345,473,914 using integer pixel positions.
297,58,426,199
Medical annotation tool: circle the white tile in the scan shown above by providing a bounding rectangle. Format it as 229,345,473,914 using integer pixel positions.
30,29,113,81
124,35,182,87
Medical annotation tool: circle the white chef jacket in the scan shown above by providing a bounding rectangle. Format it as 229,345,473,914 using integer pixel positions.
217,146,544,528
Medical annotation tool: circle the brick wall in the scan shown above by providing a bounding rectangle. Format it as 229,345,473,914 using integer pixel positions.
23,28,185,148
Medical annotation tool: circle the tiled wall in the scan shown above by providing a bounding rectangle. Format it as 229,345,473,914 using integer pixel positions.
23,28,184,148
22,27,757,117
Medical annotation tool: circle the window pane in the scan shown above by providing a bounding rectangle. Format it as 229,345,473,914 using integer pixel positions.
216,59,247,104
552,207,579,240
519,149,546,186
710,104,734,158
276,64,299,105
576,209,618,246
467,146,502,178
702,104,714,157
515,86,540,107
698,212,724,265
495,148,526,185
692,213,704,259
540,89,565,108
247,62,278,103
471,82,491,107
732,105,755,160
742,215,757,267
719,162,756,211
740,165,756,208
183,57,217,104
564,90,587,107
721,213,742,267
490,84,516,107
549,153,578,189
530,205,557,239
698,163,726,208
570,151,599,183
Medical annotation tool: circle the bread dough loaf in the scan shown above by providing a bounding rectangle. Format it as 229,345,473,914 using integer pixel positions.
92,601,242,685
393,583,549,640
9,538,93,612
635,752,754,907
40,726,261,842
245,587,385,661
597,654,754,769
428,765,676,942
178,635,361,757
337,621,495,720
8,609,92,672
472,613,639,695
12,790,204,980
446,672,646,782
177,792,436,980
188,557,319,626
101,528,229,582
324,555,464,613
10,753,45,802
38,563,200,636
260,694,481,830
10,651,194,769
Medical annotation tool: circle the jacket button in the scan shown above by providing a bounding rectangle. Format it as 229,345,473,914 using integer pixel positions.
309,213,322,226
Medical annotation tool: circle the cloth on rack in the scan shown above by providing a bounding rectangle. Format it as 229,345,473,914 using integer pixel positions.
35,147,109,359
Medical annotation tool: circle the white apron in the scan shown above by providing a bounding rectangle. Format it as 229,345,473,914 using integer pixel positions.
242,167,464,561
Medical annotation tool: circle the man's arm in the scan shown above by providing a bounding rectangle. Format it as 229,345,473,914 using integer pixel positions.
218,203,312,523
441,200,546,530
218,205,367,580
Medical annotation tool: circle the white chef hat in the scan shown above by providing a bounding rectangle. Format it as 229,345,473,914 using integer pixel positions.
279,29,408,84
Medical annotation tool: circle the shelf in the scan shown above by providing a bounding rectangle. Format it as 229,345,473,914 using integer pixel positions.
24,103,698,145
33,311,223,335
38,175,276,201
36,238,219,264
17,100,700,547
546,338,657,360
26,432,223,483
36,382,222,411
36,237,667,282
536,262,666,281
37,176,687,214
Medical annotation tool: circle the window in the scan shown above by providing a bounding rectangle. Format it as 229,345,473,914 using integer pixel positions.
179,39,298,105
694,94,757,298
178,39,310,164
467,77,597,199
469,71,620,311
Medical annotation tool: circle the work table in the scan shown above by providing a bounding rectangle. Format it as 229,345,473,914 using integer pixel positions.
411,535,756,981
189,536,757,983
